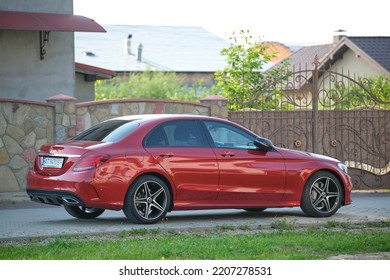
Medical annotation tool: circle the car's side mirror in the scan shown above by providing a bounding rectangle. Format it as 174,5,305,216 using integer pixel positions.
254,137,273,152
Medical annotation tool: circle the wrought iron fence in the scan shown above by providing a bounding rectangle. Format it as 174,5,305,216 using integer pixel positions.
229,58,390,189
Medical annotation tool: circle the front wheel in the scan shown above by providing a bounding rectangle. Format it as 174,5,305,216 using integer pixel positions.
300,171,343,217
64,205,105,219
123,175,171,224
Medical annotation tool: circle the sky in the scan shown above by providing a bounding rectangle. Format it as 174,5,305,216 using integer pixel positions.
74,0,389,46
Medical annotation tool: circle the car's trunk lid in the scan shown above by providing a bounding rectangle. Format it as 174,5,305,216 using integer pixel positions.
35,141,108,176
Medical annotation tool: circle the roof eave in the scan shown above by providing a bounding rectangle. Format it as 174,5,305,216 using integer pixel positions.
75,62,115,79
318,37,390,77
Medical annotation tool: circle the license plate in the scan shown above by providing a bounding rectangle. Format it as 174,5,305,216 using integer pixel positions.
42,157,64,168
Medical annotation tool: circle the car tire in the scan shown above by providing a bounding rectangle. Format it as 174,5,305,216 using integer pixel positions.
123,175,171,224
63,205,105,219
300,171,343,217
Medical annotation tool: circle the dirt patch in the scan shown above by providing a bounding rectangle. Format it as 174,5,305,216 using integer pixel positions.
328,252,390,260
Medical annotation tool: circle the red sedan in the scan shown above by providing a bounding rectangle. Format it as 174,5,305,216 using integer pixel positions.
27,114,352,224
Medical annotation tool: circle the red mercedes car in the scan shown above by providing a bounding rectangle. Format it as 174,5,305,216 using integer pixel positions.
27,114,352,224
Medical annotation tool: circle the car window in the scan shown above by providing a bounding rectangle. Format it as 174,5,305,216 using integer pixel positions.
73,120,139,142
144,120,208,147
143,126,168,147
203,120,256,149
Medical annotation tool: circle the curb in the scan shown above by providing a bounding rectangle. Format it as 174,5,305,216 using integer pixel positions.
0,192,30,204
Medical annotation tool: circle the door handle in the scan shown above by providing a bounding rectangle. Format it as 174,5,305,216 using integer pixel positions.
221,151,235,157
158,152,174,158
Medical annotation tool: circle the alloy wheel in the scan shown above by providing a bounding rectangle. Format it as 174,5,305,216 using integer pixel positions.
133,181,168,220
309,176,340,213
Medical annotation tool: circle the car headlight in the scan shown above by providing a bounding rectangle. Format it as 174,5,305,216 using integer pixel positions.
337,162,348,174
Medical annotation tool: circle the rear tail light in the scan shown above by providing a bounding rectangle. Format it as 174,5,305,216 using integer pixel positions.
73,153,110,172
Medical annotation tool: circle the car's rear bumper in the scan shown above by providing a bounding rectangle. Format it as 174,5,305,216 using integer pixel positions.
26,169,125,210
27,189,85,207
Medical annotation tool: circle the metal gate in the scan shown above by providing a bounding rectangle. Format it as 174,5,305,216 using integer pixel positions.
229,57,390,190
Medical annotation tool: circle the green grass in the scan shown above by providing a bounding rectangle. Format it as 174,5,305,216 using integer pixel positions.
1,221,390,260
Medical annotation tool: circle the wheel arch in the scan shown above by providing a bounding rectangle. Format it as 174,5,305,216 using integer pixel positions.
300,168,345,217
306,168,346,205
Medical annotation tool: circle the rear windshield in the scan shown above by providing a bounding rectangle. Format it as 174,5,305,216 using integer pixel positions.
73,120,139,142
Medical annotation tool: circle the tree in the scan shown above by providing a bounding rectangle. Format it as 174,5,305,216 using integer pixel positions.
327,75,390,110
214,30,290,111
95,70,211,101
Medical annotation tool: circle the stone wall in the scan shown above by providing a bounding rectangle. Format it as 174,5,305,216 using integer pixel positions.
76,99,213,136
0,99,54,192
0,95,228,195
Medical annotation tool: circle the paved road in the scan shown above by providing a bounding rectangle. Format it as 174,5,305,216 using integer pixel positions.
0,192,389,240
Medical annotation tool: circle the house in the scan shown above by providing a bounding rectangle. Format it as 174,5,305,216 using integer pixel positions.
74,24,231,88
322,35,390,77
0,0,108,102
75,63,115,102
0,0,113,196
262,41,293,64
273,35,390,90
74,25,297,95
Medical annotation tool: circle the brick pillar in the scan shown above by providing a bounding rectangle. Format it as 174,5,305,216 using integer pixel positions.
46,94,77,143
200,95,228,119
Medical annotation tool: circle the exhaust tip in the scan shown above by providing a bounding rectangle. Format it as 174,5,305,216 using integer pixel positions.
62,196,80,205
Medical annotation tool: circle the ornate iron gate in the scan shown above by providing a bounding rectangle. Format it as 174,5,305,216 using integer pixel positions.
229,58,390,190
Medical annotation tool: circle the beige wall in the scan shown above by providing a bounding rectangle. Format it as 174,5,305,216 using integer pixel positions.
327,49,382,79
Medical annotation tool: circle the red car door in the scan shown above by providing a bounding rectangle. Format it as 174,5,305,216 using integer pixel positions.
203,120,286,205
144,120,219,208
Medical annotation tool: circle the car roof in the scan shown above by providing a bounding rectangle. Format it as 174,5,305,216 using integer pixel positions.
108,114,258,137
110,114,219,123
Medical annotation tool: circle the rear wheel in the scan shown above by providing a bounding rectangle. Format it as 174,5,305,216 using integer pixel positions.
123,175,170,224
64,205,105,219
300,171,342,217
